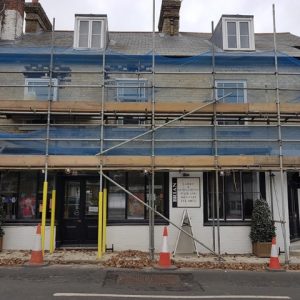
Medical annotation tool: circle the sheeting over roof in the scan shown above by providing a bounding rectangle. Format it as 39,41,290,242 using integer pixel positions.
0,31,300,56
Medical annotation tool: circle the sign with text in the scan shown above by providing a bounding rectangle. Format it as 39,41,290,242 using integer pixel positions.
172,177,201,208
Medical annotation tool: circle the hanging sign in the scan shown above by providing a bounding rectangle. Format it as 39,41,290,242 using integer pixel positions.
172,177,200,208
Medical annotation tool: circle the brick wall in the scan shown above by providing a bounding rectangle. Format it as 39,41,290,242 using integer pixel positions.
3,0,25,17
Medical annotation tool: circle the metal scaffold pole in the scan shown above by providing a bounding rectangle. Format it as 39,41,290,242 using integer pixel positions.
149,0,156,260
98,19,107,259
41,18,55,253
272,4,289,264
211,21,217,253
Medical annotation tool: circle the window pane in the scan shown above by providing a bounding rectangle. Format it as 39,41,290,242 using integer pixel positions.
128,172,145,219
240,22,249,35
117,80,146,102
207,173,224,220
79,21,89,35
85,180,99,217
26,80,57,101
79,21,89,47
217,82,245,104
227,22,236,35
227,22,237,48
92,21,102,34
243,172,255,219
91,35,101,48
224,172,243,220
0,172,18,220
18,172,37,219
240,36,250,48
64,181,80,219
79,34,89,48
108,172,126,220
228,36,237,48
240,22,250,48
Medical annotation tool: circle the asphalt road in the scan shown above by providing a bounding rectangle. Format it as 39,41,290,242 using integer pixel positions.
0,265,299,300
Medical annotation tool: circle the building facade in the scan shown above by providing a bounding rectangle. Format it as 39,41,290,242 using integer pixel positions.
0,0,300,258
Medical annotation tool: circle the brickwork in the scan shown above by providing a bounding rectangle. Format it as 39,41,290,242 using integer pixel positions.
24,2,52,32
158,0,181,36
3,0,25,17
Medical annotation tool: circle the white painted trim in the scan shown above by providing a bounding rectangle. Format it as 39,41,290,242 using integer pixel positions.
222,17,255,51
53,293,291,299
73,16,107,49
215,80,247,104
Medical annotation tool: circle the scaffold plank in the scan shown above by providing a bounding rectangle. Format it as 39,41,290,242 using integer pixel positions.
0,155,299,169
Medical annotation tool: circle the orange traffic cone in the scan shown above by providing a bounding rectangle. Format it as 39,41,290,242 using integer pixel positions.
266,237,285,272
154,226,177,270
24,224,48,267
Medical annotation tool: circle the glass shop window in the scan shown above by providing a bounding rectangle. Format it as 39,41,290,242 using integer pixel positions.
0,172,19,221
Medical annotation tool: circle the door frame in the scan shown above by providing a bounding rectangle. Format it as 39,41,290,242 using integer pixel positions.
56,174,99,246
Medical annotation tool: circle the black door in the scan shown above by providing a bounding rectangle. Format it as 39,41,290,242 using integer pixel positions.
60,177,99,245
287,173,300,240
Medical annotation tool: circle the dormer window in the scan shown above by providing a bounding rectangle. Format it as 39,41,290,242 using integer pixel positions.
211,15,255,51
223,18,254,50
74,15,107,49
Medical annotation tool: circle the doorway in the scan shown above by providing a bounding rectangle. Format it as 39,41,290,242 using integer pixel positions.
287,173,300,240
59,176,99,245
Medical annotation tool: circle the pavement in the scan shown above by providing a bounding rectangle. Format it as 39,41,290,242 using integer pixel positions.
0,249,300,271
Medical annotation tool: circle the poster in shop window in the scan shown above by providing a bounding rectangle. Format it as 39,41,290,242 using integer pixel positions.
172,177,200,208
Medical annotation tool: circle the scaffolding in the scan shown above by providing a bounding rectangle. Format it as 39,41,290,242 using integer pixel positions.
0,3,300,262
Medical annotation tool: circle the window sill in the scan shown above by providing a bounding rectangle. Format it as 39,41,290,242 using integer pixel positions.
108,219,168,226
204,221,251,226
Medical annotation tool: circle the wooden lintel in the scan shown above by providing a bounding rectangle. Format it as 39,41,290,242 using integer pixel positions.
0,155,300,170
1,100,300,115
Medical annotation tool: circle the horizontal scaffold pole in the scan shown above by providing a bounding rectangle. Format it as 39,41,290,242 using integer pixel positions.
96,94,232,156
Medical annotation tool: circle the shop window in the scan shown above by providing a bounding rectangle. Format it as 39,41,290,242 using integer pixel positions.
25,78,58,101
116,79,147,102
0,171,55,222
107,171,168,222
204,171,261,223
0,172,19,220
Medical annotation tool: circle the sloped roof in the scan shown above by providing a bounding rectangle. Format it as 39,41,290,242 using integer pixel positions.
0,31,300,56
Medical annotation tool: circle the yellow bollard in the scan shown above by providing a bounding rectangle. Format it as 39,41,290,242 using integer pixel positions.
102,188,107,253
97,191,103,258
49,189,56,254
41,181,48,254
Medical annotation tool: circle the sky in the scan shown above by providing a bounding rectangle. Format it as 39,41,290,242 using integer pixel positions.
38,0,300,36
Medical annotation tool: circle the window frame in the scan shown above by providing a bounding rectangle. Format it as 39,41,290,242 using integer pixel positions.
74,16,106,49
215,80,247,125
203,171,261,225
222,17,255,51
215,80,247,104
24,78,58,101
116,78,148,102
107,171,169,223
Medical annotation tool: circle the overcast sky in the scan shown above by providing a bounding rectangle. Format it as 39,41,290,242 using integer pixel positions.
38,0,300,36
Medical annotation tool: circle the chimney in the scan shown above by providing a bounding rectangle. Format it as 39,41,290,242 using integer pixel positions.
24,0,52,33
0,0,25,40
158,0,181,36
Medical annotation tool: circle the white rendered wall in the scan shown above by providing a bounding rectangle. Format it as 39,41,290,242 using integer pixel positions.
0,10,23,40
168,171,253,255
265,171,290,253
106,225,164,252
2,226,53,251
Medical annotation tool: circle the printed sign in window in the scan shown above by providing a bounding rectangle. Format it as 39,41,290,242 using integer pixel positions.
172,177,200,208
